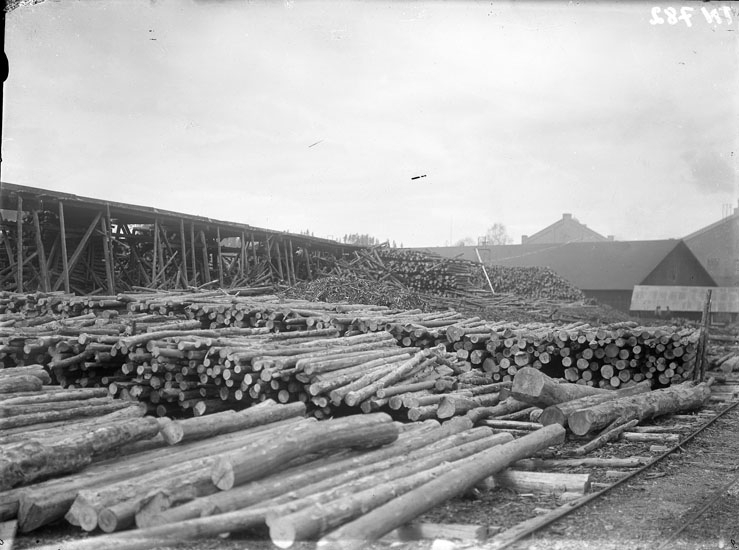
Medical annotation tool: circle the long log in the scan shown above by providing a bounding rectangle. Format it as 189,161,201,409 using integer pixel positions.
0,387,109,406
538,380,652,426
466,397,530,423
161,401,305,445
0,397,121,418
315,424,566,548
0,416,161,492
568,381,712,436
436,393,500,419
0,401,135,431
211,413,399,490
513,456,650,470
510,367,609,408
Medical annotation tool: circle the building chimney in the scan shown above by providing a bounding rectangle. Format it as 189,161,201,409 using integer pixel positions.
521,235,529,244
607,235,615,241
563,213,572,220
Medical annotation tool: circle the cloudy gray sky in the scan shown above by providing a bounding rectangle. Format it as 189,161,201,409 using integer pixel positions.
3,0,738,246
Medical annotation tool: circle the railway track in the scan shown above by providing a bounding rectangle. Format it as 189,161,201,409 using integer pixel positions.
474,378,739,550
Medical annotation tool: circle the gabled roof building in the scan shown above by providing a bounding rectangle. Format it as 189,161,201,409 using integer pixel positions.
520,213,613,245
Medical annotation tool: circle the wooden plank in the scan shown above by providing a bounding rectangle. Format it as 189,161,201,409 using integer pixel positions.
382,522,489,542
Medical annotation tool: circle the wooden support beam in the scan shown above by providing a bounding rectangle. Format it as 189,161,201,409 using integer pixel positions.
216,227,224,288
304,246,312,280
250,232,256,268
1,228,15,273
45,234,59,275
190,223,197,285
58,202,71,293
239,231,246,280
120,224,150,287
53,211,102,291
106,204,116,294
695,289,713,383
16,196,23,292
31,210,50,292
288,239,296,284
179,219,188,288
157,223,166,285
99,217,115,295
199,230,210,284
274,238,284,281
151,218,159,286
265,236,274,279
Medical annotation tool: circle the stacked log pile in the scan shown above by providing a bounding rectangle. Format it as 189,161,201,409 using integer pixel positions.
0,288,704,419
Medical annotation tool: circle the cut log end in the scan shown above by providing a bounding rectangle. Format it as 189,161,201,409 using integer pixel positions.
75,504,99,532
538,408,566,427
269,521,297,549
161,423,185,445
211,459,235,491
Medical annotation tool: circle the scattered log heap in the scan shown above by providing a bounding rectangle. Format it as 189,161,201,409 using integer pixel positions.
0,362,720,549
483,265,585,302
1,397,570,549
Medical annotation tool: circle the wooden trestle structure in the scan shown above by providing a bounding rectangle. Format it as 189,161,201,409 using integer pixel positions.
0,182,355,294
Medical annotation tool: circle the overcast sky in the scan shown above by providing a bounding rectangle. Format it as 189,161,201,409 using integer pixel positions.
3,0,738,246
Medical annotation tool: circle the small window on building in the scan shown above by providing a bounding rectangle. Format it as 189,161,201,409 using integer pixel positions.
735,259,739,275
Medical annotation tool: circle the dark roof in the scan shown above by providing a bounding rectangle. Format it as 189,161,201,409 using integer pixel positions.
419,240,694,291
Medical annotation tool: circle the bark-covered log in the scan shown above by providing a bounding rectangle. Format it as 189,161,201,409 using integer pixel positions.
436,393,500,419
511,367,609,408
568,381,712,436
211,413,399,490
538,380,652,426
465,397,530,423
316,424,566,548
0,401,135,431
161,401,305,445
